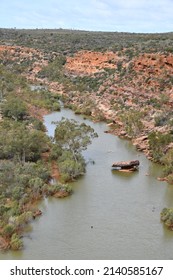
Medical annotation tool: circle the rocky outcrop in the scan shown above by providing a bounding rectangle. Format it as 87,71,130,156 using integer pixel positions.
65,50,120,75
134,53,173,75
132,136,149,153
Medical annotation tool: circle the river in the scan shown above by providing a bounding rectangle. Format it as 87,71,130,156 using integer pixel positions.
1,107,173,260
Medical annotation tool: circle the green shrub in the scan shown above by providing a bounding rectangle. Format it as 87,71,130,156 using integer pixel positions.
2,97,28,121
46,182,72,196
52,102,61,111
50,144,62,160
148,132,172,162
119,109,144,137
31,118,46,131
3,224,16,238
59,154,85,182
10,233,23,250
166,174,173,184
161,208,173,229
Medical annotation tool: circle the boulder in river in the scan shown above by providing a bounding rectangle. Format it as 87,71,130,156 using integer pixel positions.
112,160,140,172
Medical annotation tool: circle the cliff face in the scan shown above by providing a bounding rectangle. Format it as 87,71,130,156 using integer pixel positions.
133,53,173,93
64,49,173,115
65,50,173,95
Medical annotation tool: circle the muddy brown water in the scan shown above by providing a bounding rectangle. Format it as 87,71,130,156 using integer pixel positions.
1,107,173,260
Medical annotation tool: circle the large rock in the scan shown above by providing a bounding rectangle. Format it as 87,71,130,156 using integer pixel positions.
112,160,140,171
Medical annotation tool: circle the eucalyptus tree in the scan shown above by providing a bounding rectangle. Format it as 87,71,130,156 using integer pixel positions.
1,97,27,121
53,118,98,181
0,121,50,162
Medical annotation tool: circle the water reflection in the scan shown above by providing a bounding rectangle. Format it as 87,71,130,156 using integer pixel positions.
111,169,139,180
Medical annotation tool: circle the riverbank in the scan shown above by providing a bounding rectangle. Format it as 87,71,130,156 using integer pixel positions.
0,92,71,252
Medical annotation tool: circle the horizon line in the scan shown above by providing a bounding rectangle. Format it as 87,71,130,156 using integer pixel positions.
0,27,173,35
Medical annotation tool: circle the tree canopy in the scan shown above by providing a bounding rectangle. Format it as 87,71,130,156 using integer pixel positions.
1,97,28,121
54,118,97,156
0,120,50,162
53,118,98,181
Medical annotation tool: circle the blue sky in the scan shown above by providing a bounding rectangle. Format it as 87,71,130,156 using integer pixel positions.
0,0,173,33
